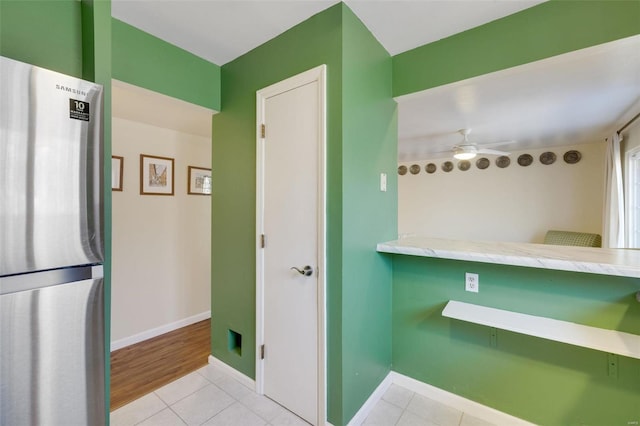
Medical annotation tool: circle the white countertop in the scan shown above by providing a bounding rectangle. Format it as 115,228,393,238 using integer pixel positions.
377,236,640,279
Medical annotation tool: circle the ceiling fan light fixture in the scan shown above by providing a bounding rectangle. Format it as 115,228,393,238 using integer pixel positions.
453,147,477,160
453,152,477,160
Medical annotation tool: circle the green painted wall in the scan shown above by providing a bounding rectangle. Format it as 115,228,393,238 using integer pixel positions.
393,0,640,97
390,2,640,423
392,256,640,424
211,4,396,424
0,4,221,111
1,1,113,422
0,0,83,77
340,6,397,424
211,2,343,412
112,18,221,111
5,1,638,424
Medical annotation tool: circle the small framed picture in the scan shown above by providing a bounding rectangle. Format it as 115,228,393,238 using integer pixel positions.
112,155,124,191
140,154,174,195
188,166,212,195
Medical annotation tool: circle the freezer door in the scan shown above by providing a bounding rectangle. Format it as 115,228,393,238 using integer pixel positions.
0,272,105,426
0,56,103,275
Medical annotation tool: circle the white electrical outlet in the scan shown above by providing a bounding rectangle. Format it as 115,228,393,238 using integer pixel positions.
465,273,479,293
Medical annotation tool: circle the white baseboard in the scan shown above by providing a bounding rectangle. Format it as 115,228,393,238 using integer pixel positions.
110,311,211,351
347,372,393,426
391,372,535,426
208,355,256,390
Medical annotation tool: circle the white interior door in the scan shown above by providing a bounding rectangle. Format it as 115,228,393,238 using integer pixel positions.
256,66,326,426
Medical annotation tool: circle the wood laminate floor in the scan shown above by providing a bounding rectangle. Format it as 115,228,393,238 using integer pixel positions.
110,319,211,411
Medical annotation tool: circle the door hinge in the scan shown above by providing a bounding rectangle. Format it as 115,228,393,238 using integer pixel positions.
260,344,265,360
260,234,265,248
261,123,266,138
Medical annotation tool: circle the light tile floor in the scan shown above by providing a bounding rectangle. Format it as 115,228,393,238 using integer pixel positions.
362,384,495,426
110,364,309,426
111,364,495,426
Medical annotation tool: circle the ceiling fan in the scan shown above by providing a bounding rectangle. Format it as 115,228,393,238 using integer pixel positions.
449,129,511,160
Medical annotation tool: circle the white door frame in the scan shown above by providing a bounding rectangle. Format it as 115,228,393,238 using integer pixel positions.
255,65,327,425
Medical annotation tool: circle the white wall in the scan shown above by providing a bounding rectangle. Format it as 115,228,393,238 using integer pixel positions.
399,142,605,243
111,116,211,346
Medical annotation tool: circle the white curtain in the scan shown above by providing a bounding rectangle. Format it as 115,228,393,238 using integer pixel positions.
603,133,625,248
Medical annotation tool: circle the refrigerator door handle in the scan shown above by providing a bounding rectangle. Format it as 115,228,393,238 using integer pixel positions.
0,265,98,295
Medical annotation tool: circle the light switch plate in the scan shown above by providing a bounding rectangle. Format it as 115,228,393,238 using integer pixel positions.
380,173,387,192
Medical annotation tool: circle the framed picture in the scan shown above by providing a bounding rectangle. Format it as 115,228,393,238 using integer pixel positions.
188,166,212,195
112,156,124,191
140,154,174,195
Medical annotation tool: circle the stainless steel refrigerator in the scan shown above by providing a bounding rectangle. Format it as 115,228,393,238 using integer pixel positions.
0,56,106,425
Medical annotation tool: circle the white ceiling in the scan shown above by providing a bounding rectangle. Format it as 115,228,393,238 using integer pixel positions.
110,1,640,162
111,0,545,65
112,80,214,137
344,0,544,57
397,35,640,161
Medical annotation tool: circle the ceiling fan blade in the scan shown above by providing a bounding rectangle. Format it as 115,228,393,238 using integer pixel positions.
479,140,516,147
477,148,510,156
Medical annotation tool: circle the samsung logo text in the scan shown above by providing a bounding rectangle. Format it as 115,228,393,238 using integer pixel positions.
56,84,87,96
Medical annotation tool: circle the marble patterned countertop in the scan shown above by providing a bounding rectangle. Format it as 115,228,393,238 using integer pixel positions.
377,236,640,279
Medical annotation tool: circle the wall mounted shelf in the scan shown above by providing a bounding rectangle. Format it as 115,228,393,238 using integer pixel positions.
442,300,640,360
